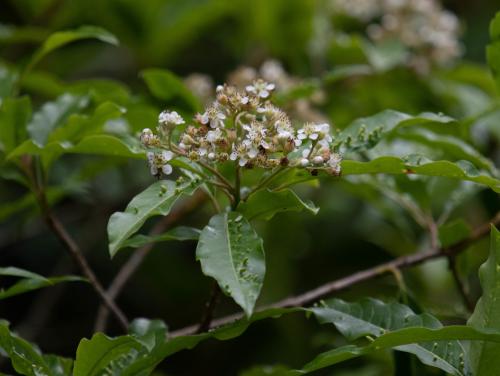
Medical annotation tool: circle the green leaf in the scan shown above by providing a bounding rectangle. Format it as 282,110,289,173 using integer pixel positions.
468,227,500,375
339,110,457,152
239,189,319,221
27,94,89,145
129,318,168,352
438,219,472,248
292,326,500,375
27,26,119,73
394,128,497,174
0,96,31,154
487,12,500,92
73,333,143,376
120,308,299,375
196,212,265,317
0,64,18,100
8,134,145,169
48,101,125,143
141,68,201,112
310,298,469,375
0,266,85,300
107,179,201,257
341,156,500,193
121,226,201,249
0,320,72,376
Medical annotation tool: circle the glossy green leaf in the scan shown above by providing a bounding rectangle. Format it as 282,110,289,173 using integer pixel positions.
28,26,119,73
120,308,299,375
0,96,31,154
338,110,457,152
310,298,468,375
196,212,265,317
0,266,85,300
394,128,497,174
487,12,500,92
341,156,500,193
141,68,200,112
121,226,201,249
0,320,73,376
73,333,143,376
468,227,500,375
239,189,318,221
27,94,89,145
108,179,201,257
292,326,500,375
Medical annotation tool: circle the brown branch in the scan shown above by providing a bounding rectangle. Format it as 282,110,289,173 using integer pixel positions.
448,255,474,312
170,211,500,338
21,157,129,331
94,190,208,332
196,282,222,333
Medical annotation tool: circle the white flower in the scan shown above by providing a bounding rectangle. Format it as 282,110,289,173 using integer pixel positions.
159,111,185,126
147,151,174,176
245,80,276,98
140,128,159,147
300,158,309,167
201,107,226,128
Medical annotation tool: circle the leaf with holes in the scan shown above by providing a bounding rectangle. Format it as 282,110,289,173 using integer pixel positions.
196,212,265,317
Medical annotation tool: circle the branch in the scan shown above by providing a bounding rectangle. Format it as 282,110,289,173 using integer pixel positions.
39,189,129,330
196,282,222,333
170,211,500,338
94,190,208,332
21,157,129,331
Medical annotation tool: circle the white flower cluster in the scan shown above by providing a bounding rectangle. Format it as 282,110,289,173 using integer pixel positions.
334,0,462,68
140,81,342,177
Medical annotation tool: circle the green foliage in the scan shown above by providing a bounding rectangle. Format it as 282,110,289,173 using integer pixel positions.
238,188,319,221
196,212,265,316
0,321,73,376
27,25,119,73
310,298,468,375
467,227,500,375
487,12,500,92
0,267,85,300
1,5,500,376
107,179,201,257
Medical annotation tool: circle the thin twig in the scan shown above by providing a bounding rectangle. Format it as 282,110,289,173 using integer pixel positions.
196,282,222,333
94,190,208,332
448,255,474,312
21,157,129,331
170,211,500,337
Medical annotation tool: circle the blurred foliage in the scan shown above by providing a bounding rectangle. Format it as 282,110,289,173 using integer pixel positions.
0,0,500,375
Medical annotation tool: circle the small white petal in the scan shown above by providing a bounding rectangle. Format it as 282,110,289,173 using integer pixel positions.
310,133,319,140
162,164,173,175
247,148,258,158
313,156,324,164
162,150,174,161
300,158,309,166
